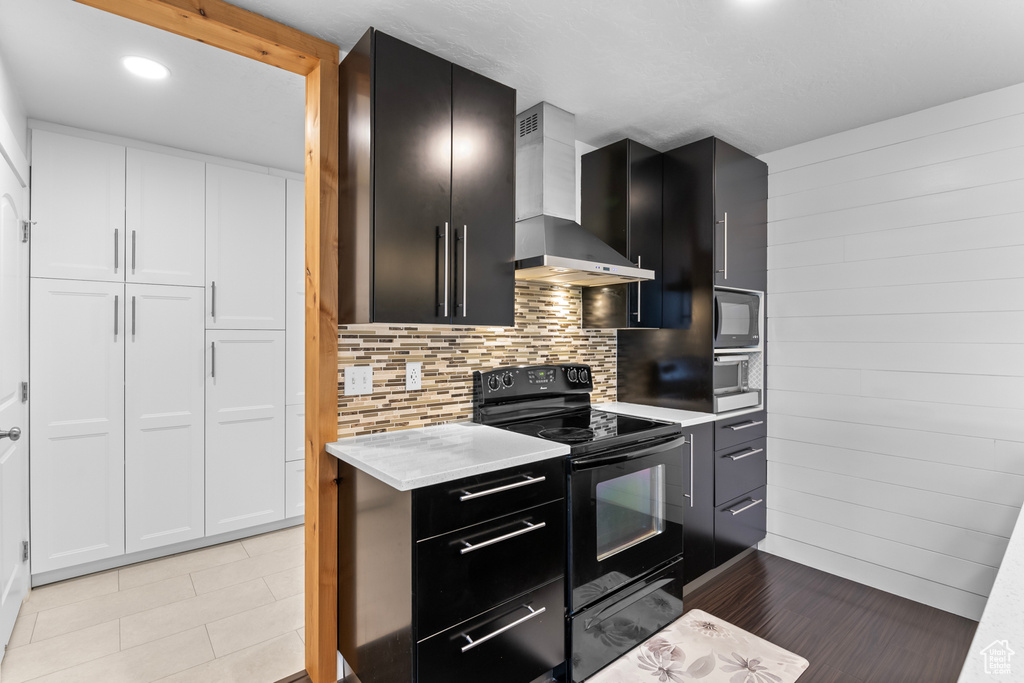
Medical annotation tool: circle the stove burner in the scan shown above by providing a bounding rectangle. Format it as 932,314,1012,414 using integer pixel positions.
538,427,596,443
504,423,545,435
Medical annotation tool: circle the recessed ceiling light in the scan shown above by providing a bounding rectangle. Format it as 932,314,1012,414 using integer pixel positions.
122,56,169,80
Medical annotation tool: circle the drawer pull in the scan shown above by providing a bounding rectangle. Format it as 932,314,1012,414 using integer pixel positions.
460,605,546,653
727,420,764,432
460,521,545,555
727,498,764,516
727,447,764,461
459,475,545,502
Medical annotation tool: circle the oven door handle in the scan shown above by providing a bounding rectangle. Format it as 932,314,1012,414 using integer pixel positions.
571,435,689,472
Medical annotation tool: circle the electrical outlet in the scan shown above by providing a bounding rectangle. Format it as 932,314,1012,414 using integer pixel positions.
406,362,422,391
344,365,373,396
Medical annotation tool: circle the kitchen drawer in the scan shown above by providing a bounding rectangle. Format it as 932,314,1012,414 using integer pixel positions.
714,410,766,451
413,457,565,540
715,486,766,567
417,577,564,683
714,437,766,506
416,499,564,638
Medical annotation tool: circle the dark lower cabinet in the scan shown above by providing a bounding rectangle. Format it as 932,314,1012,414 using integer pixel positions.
715,486,767,567
682,421,715,583
340,28,516,326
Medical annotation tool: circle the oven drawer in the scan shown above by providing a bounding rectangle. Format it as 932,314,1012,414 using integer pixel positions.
715,486,766,566
416,499,564,638
417,577,564,683
715,437,766,506
714,410,766,451
413,457,565,540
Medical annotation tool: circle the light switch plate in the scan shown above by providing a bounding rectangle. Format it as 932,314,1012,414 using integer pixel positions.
345,365,373,396
406,362,422,391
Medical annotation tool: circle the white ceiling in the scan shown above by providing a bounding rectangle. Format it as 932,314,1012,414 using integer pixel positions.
3,0,1024,170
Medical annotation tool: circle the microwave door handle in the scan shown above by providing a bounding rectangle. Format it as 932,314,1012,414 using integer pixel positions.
571,435,689,472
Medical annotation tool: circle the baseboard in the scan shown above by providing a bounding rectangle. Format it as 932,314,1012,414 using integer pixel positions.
31,516,303,587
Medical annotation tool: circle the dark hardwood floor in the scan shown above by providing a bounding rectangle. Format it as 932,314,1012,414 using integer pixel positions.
276,551,978,683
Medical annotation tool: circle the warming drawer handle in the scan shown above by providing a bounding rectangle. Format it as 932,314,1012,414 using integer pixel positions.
727,447,764,461
727,420,764,432
459,521,545,555
459,475,545,501
460,605,546,653
727,498,764,516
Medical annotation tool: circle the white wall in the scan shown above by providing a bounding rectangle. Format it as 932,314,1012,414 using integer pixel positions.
760,82,1024,620
0,49,27,162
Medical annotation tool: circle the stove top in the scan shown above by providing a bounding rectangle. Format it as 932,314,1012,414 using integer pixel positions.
496,408,681,456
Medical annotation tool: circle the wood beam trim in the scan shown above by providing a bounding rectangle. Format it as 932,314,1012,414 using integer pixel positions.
75,0,337,75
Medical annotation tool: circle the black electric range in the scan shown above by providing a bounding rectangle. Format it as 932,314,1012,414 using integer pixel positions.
473,363,690,683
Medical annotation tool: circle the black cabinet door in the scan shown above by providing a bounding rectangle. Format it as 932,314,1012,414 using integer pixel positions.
372,33,452,324
715,486,767,567
451,65,515,326
713,139,767,292
682,421,715,583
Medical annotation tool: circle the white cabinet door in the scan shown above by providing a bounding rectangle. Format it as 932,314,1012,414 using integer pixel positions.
126,150,205,287
206,165,285,329
285,178,304,404
206,330,284,535
285,460,305,519
286,403,305,463
30,130,125,282
30,278,125,573
125,284,205,553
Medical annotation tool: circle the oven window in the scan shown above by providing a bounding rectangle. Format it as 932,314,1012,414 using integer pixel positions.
595,465,666,561
720,302,750,336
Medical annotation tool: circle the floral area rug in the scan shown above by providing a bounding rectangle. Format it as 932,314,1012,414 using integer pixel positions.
587,609,809,683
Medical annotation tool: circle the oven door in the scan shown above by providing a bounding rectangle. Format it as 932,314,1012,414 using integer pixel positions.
714,289,760,349
568,435,685,613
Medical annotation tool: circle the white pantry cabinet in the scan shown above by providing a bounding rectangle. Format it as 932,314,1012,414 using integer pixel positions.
30,278,125,573
125,284,206,553
285,177,305,405
286,460,305,519
30,131,125,282
126,150,206,287
206,329,285,535
206,165,286,330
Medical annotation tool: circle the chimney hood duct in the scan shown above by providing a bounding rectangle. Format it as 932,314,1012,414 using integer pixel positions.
514,102,655,287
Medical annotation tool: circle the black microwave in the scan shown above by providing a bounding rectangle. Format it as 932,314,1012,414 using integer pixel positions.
714,289,761,349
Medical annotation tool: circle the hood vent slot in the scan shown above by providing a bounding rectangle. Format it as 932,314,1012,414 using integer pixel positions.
519,112,539,138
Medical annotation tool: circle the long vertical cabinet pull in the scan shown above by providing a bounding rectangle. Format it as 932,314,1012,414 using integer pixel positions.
210,282,216,319
114,295,119,338
716,212,728,280
686,433,694,508
131,230,137,273
114,229,119,274
462,224,468,318
635,255,642,322
211,341,216,378
131,296,136,337
443,222,450,318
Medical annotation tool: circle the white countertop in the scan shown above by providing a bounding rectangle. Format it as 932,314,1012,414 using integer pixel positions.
326,422,569,491
597,402,762,428
958,502,1024,682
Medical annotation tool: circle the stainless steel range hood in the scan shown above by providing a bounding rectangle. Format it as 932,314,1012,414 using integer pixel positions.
514,102,655,287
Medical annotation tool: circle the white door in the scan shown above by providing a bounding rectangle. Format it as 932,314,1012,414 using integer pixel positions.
125,284,205,553
206,329,284,535
30,130,126,282
285,177,304,405
30,279,125,574
0,151,30,651
206,165,285,329
126,149,206,287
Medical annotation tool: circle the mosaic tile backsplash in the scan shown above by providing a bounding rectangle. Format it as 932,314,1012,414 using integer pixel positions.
337,282,616,437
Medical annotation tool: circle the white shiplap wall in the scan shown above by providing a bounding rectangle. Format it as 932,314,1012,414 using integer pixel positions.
759,82,1024,620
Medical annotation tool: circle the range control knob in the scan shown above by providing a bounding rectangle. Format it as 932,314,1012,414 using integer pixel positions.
566,367,578,383
502,371,515,387
487,375,501,391
579,369,590,383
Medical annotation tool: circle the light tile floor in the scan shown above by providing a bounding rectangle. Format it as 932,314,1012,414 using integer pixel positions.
1,525,305,683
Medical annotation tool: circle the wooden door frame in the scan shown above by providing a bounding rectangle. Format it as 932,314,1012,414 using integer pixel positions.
73,2,339,681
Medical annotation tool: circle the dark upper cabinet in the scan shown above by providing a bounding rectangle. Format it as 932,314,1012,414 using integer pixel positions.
339,29,515,326
713,140,768,292
580,139,663,329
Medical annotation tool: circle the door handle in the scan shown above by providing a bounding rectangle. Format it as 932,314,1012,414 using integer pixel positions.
114,295,119,338
211,341,216,378
460,605,545,653
0,427,21,441
727,420,764,431
114,229,119,273
634,255,642,322
210,281,216,319
716,212,728,279
685,432,694,508
131,230,137,273
727,447,763,461
459,475,545,501
462,224,468,318
727,498,764,516
459,521,545,555
443,222,450,318
131,296,136,337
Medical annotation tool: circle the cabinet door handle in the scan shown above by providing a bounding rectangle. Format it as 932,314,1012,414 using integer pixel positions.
685,432,694,508
131,296,136,337
131,230,137,273
460,605,545,653
727,498,763,516
459,475,545,501
211,341,216,378
727,447,763,461
459,521,545,555
462,224,468,318
210,281,216,319
443,222,450,318
727,420,764,431
716,212,728,279
634,255,642,322
114,229,119,273
114,295,119,338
